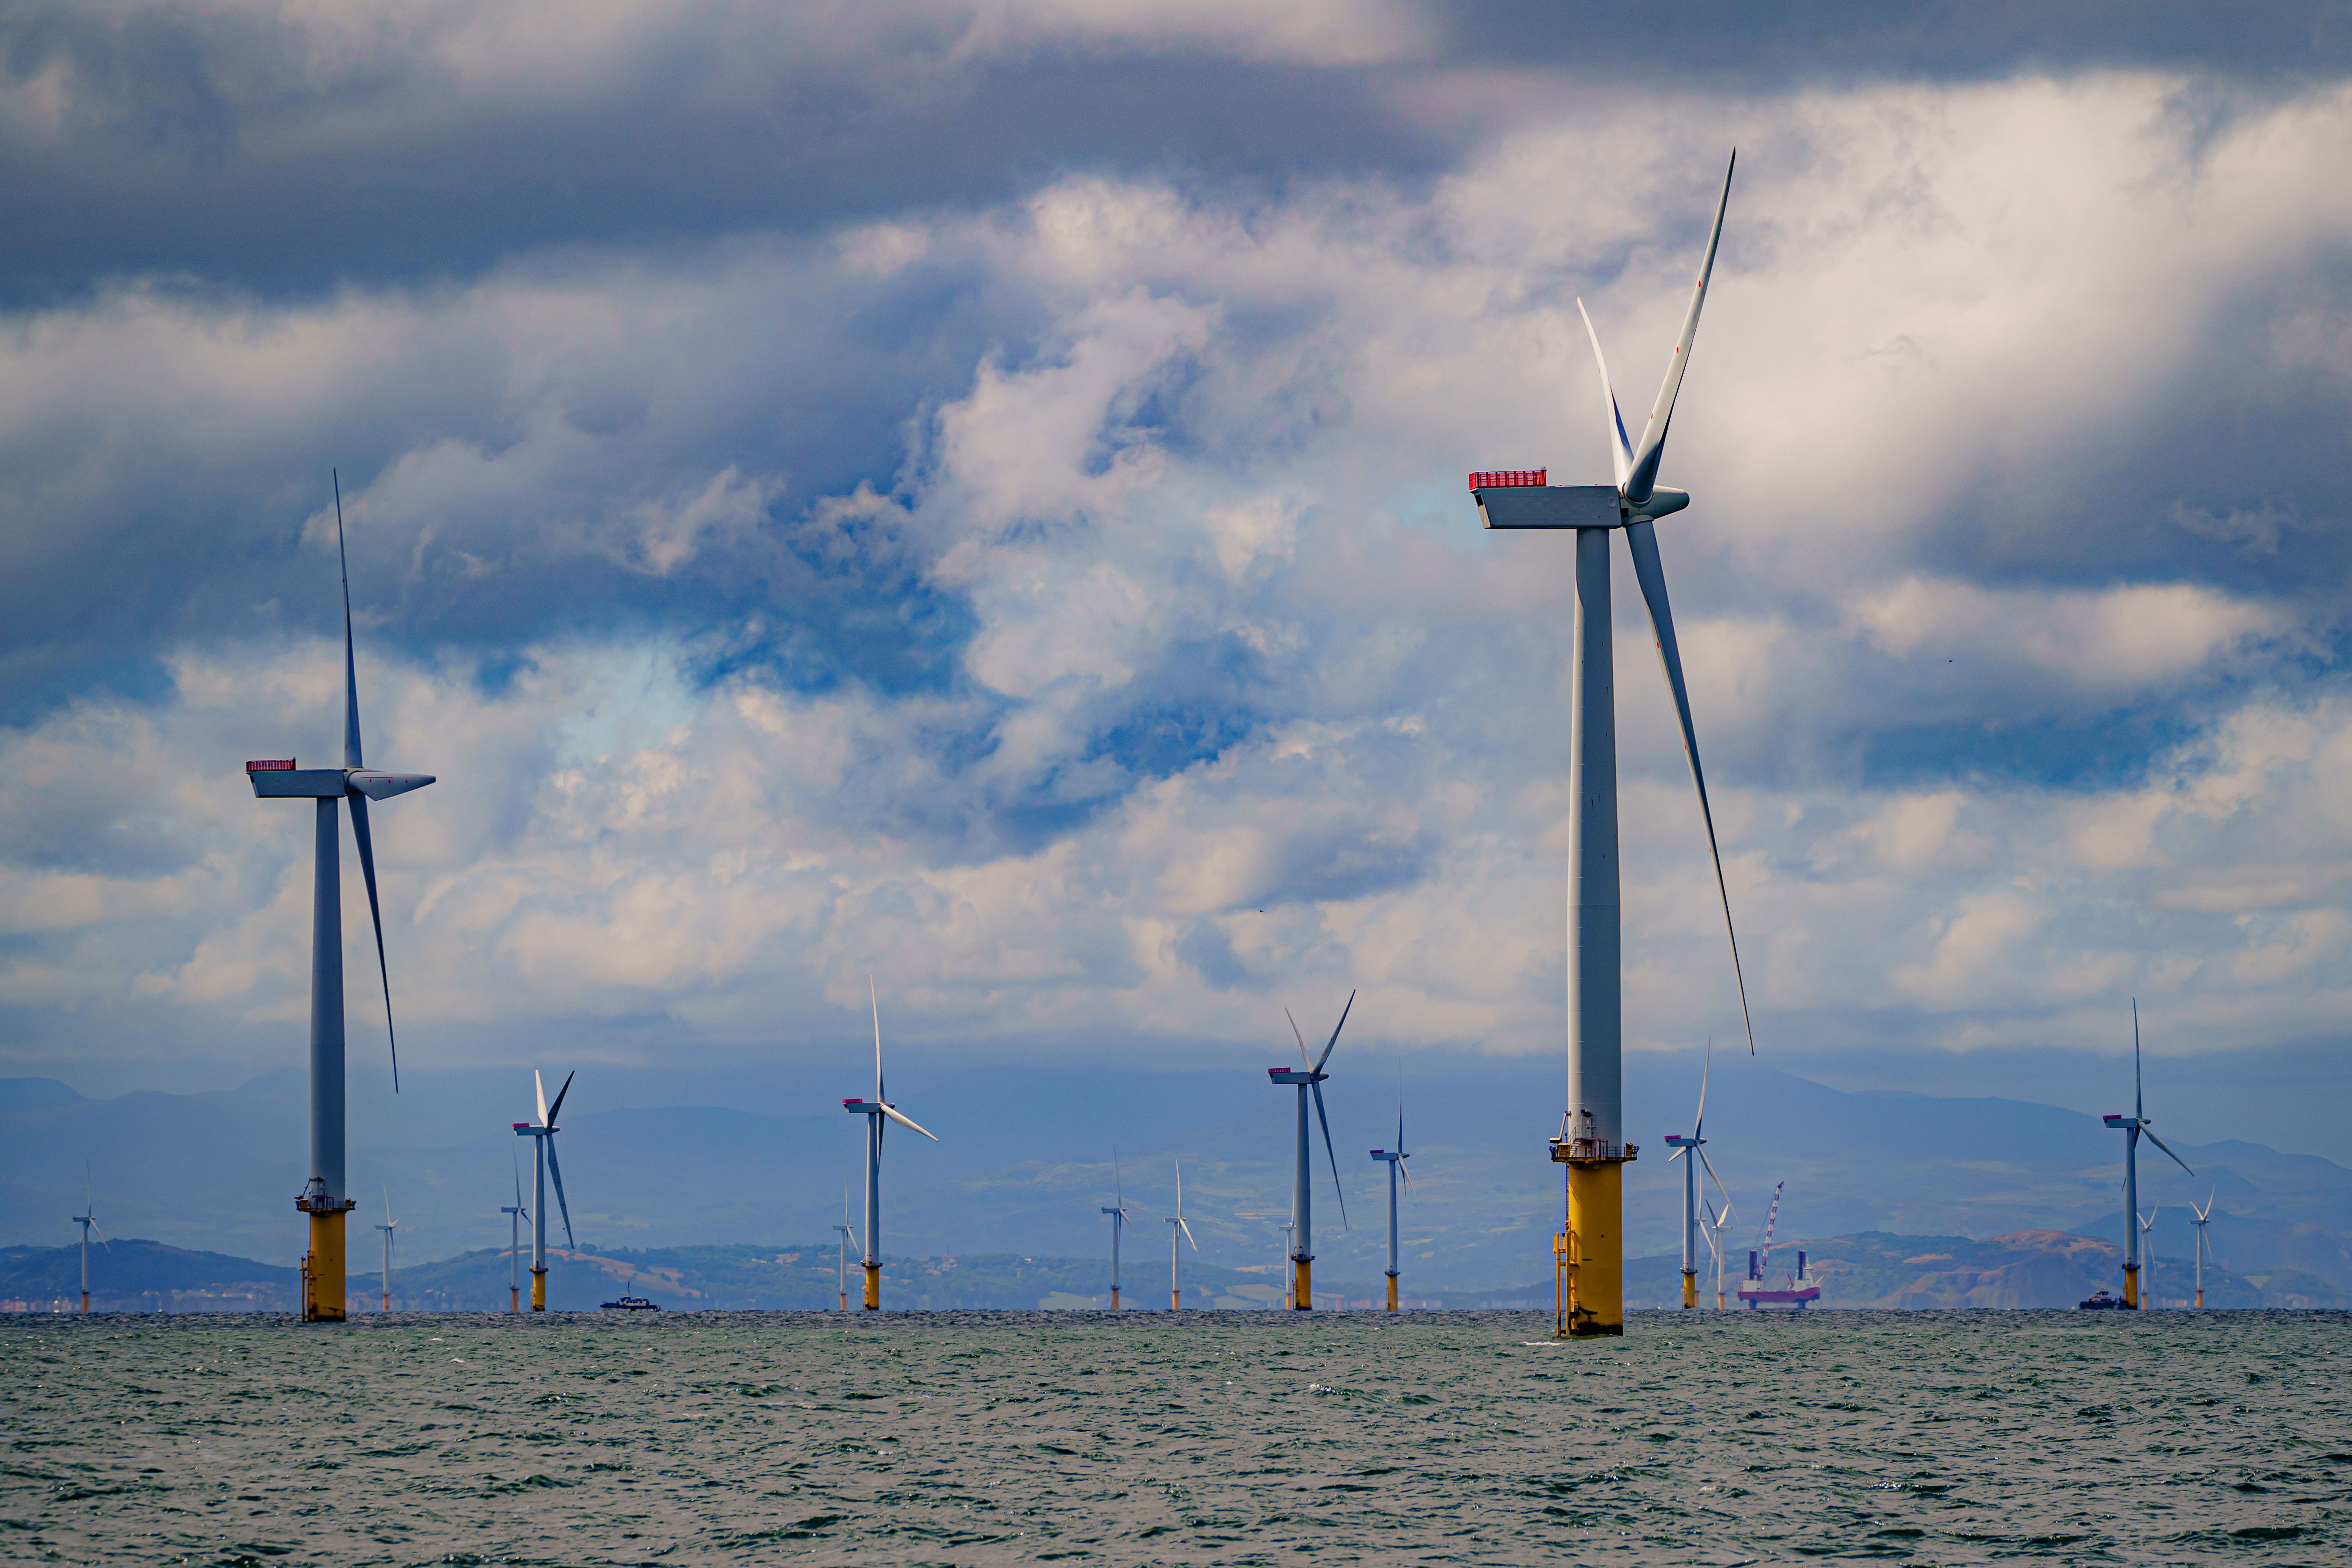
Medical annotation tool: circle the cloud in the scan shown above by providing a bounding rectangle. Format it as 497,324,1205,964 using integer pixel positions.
4,61,2352,1095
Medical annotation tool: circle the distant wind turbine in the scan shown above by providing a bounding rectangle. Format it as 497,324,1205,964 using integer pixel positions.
245,473,436,1322
1661,1043,1733,1310
1278,1221,1296,1309
500,1154,529,1314
1369,1093,1414,1312
1101,1149,1133,1310
511,1069,576,1311
832,1185,858,1314
842,978,937,1310
2103,1001,2193,1309
1268,992,1353,1310
373,1187,399,1313
1704,1192,1738,1310
2138,1208,2160,1308
1466,154,1753,1336
2190,1190,2217,1310
1167,1157,1199,1310
72,1163,106,1315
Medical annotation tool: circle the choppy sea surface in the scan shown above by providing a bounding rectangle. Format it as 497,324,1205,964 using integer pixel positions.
4,1309,2347,1565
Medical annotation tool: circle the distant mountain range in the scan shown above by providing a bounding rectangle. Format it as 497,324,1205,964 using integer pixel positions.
9,1229,2347,1314
6,1052,2350,1300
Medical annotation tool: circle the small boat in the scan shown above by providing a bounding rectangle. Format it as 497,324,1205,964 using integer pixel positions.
2077,1289,2130,1310
599,1296,660,1311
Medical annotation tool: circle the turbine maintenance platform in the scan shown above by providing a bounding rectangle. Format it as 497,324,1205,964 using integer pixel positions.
1551,1118,1637,1339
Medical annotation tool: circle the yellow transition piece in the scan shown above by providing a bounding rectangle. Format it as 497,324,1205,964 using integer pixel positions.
305,1211,347,1322
1566,1162,1624,1336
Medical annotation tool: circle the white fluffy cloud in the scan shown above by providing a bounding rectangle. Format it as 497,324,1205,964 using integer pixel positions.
4,70,2352,1087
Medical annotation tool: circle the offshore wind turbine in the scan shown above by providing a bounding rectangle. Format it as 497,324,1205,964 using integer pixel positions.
511,1070,576,1311
500,1154,528,1314
1268,993,1353,1310
1704,1192,1738,1309
2139,1208,2160,1308
1101,1150,1133,1310
1465,154,1756,1336
2103,1001,2193,1309
842,978,938,1310
1166,1157,1199,1310
2190,1190,2216,1310
71,1163,105,1315
1368,1094,1414,1312
833,1185,858,1314
373,1188,398,1313
1661,1044,1733,1309
245,474,435,1322
1278,1221,1296,1309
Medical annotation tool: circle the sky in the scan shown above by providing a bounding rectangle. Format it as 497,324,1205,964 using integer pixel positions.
4,2,2352,1156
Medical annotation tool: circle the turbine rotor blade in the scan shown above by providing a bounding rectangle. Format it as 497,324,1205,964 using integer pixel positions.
1315,990,1355,1072
2133,998,2144,1121
1311,1080,1348,1230
1697,1146,1733,1211
2143,1128,2195,1177
1178,1217,1198,1250
1626,519,1755,1054
346,789,400,1091
546,1135,574,1249
870,975,883,1102
1398,1156,1415,1196
1624,150,1736,504
1286,1008,1310,1070
535,1070,549,1127
881,1103,939,1142
334,470,363,772
1576,298,1634,489
545,1070,574,1126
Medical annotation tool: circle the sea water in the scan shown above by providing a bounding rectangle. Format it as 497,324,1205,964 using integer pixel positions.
3,1309,2345,1564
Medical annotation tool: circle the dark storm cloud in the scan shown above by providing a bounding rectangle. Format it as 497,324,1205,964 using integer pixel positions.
4,2,2345,306
1434,1,2352,85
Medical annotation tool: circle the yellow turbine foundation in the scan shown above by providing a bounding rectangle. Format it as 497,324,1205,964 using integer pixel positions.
863,1263,881,1311
1293,1258,1312,1310
1681,1270,1697,1309
2122,1264,2139,1309
1563,1160,1624,1337
305,1210,347,1322
1386,1277,1398,1312
509,1286,519,1314
530,1268,547,1312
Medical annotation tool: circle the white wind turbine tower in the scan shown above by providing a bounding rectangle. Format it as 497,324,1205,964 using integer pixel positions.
1704,1193,1738,1310
1166,1157,1199,1310
832,1185,858,1314
511,1070,576,1311
1368,1094,1414,1312
1101,1150,1133,1309
1661,1044,1733,1309
2190,1190,2217,1310
842,978,938,1310
1267,993,1353,1310
1466,154,1756,1337
245,474,436,1322
373,1188,399,1313
500,1154,528,1314
2103,1001,2193,1309
72,1163,106,1315
2139,1207,2160,1308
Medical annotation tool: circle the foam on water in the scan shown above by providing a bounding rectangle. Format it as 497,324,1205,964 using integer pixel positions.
4,1309,2347,1564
